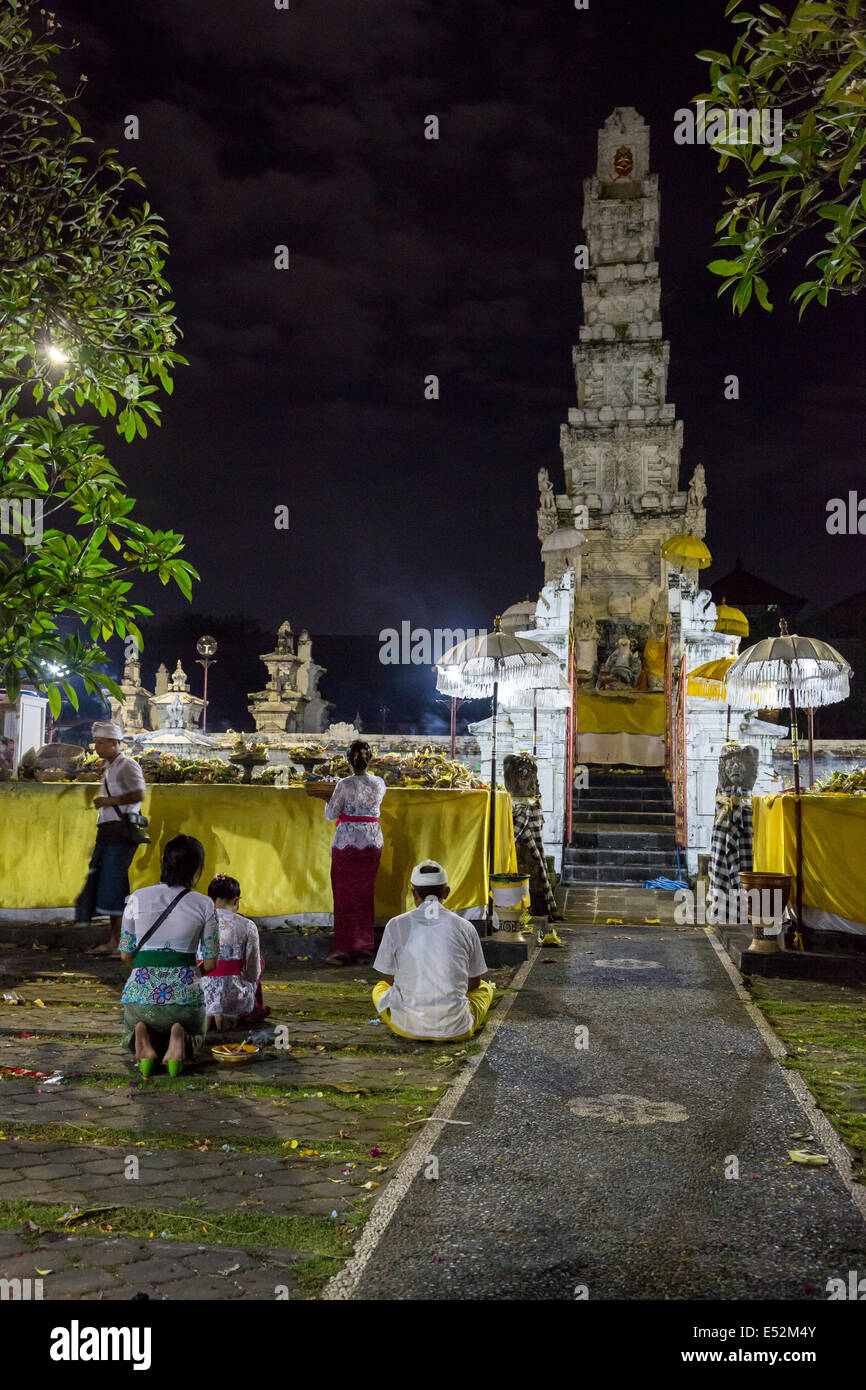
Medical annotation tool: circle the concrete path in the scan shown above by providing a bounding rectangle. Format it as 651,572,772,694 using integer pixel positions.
346,894,866,1300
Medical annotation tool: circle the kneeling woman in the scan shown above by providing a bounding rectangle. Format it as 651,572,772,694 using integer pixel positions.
119,834,219,1077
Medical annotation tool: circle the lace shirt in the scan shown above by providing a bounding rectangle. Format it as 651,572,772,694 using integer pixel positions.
199,908,261,1021
325,773,386,852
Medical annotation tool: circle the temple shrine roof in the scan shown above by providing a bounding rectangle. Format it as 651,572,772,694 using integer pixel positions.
708,557,805,612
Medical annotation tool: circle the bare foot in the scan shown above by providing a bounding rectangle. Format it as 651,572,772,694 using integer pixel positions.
162,1022,185,1064
326,954,351,967
133,1021,157,1062
86,941,115,956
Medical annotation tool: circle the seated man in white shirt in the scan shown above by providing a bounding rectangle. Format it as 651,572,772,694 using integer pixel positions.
372,860,495,1042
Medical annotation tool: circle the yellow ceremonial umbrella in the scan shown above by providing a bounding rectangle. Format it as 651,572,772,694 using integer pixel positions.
714,600,749,638
686,655,742,739
686,656,735,700
661,532,712,570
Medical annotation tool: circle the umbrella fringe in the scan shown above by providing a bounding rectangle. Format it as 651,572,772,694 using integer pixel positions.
727,666,850,708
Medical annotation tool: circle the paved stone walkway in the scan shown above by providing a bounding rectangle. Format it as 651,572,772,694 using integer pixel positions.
0,1226,309,1300
0,940,517,1298
348,892,866,1300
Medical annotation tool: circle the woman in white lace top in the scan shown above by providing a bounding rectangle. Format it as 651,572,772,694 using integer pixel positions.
319,740,386,965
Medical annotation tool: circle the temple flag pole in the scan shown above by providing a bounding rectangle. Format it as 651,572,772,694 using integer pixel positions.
807,706,815,788
788,688,803,933
487,671,499,932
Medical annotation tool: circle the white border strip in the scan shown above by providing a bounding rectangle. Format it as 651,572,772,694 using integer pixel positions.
706,928,866,1224
321,947,540,1300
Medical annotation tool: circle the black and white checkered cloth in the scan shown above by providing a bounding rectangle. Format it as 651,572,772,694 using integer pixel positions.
709,794,754,900
511,798,556,912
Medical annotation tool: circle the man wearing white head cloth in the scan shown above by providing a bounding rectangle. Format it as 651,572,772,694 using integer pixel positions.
371,860,496,1041
74,720,147,955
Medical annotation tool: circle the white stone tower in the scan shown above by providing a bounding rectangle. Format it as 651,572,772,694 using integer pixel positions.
539,107,706,643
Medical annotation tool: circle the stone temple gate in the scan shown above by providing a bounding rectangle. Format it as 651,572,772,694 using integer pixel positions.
472,108,783,877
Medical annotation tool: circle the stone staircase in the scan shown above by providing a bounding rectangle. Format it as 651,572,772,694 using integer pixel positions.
562,766,682,886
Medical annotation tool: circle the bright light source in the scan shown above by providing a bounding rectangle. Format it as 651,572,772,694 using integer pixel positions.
46,344,69,365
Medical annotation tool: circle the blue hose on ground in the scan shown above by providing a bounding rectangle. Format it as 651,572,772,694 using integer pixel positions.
643,876,689,890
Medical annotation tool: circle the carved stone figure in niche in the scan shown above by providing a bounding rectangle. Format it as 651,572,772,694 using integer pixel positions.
583,365,606,408
637,364,660,405
538,467,556,513
642,589,667,692
574,588,598,641
608,364,633,408
688,464,707,509
276,620,293,655
537,467,558,543
596,636,642,690
614,458,630,504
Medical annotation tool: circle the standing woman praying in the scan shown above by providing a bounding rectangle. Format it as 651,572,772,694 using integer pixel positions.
315,740,386,966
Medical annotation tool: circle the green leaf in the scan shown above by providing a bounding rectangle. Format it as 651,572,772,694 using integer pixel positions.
47,685,62,719
708,258,746,275
753,275,773,311
824,56,866,103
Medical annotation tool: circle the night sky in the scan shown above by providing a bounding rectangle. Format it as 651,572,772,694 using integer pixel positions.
53,0,864,719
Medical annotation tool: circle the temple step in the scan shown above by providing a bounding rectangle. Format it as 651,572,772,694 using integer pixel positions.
574,796,674,813
565,848,680,870
568,767,681,884
569,827,677,850
572,809,675,827
560,864,677,885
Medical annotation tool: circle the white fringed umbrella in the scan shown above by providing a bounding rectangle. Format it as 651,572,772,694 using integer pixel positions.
725,619,852,929
435,618,560,920
726,625,851,712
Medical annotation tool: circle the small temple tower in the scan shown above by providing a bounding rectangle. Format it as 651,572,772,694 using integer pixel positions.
148,660,204,731
248,621,331,734
109,651,152,732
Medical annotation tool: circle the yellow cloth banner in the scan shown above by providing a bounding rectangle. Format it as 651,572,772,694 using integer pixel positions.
576,692,665,736
0,784,516,918
752,793,866,927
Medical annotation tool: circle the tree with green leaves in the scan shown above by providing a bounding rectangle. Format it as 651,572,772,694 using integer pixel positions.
695,0,866,315
0,0,197,720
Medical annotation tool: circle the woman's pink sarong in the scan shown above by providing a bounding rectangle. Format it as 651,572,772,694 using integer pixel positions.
331,845,381,956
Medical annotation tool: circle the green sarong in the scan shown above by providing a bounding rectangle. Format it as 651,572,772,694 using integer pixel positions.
122,1002,206,1059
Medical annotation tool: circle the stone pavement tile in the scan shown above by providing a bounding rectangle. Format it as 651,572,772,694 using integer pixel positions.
44,1266,123,1297
174,1247,259,1275
147,1275,252,1300
2,1039,450,1088
0,1231,303,1300
72,1243,144,1269
132,1255,208,1285
0,1008,123,1036
17,1163,80,1182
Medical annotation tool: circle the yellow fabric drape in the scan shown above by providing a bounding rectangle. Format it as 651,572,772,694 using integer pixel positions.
752,793,866,927
0,784,516,917
576,692,665,736
642,638,666,679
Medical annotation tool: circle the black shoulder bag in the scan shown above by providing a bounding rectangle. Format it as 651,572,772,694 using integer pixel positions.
103,768,151,845
130,889,191,959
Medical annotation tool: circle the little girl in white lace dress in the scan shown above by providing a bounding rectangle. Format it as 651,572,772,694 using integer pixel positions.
200,874,262,1031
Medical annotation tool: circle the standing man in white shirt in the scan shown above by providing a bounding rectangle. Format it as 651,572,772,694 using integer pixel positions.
74,720,147,956
372,861,495,1042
